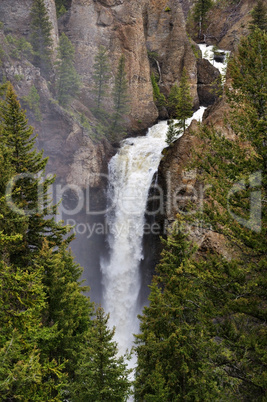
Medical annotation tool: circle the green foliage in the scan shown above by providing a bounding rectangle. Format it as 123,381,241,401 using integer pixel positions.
56,33,81,107
0,44,5,66
135,28,267,401
110,55,129,141
0,261,66,400
151,72,166,109
34,241,94,384
193,0,213,38
166,119,182,145
30,0,53,76
71,306,132,401
1,83,68,263
147,50,159,61
5,34,33,61
249,0,267,32
168,68,193,132
164,6,171,12
0,83,132,399
92,45,111,113
55,0,68,18
135,222,230,400
228,28,267,184
167,83,179,118
22,85,42,121
14,74,24,82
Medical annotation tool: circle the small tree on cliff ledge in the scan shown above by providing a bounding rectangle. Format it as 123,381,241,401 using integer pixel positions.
167,68,193,138
56,33,80,107
193,0,213,39
110,55,129,141
30,0,53,77
92,45,111,114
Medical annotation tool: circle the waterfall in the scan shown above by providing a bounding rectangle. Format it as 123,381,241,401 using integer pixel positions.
100,108,207,357
198,44,231,82
101,121,169,355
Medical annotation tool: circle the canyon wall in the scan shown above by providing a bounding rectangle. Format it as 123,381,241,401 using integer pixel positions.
0,0,256,295
0,0,201,186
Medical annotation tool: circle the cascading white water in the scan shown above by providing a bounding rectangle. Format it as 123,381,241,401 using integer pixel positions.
100,108,207,356
198,44,231,82
101,121,169,355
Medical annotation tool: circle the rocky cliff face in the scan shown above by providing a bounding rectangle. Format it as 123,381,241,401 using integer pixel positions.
0,0,255,188
0,0,255,296
204,0,257,51
61,0,199,129
182,0,257,51
143,0,198,106
0,0,202,186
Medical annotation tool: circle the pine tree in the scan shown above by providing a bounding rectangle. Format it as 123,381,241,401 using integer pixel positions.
193,0,213,39
0,83,68,264
92,45,111,113
184,30,267,398
55,0,68,18
151,72,166,110
166,120,181,145
34,241,94,383
250,0,267,32
71,306,132,401
111,55,129,140
0,256,66,400
135,28,267,401
56,33,80,107
228,28,267,180
22,85,42,121
189,123,267,400
30,0,53,76
167,84,180,118
0,84,96,398
169,68,193,133
135,222,229,400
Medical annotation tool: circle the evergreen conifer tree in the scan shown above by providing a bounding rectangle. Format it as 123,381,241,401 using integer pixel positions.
166,120,180,145
34,240,94,383
72,306,132,401
250,0,267,32
176,68,193,133
135,222,229,400
167,83,180,118
151,72,166,110
0,83,67,265
135,28,267,401
0,240,66,400
183,29,267,398
228,28,267,181
111,55,129,140
0,84,96,398
55,0,68,17
30,0,53,76
56,33,80,107
92,45,111,114
168,68,193,134
193,0,213,39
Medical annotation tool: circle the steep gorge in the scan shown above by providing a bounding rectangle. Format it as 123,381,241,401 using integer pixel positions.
0,0,256,303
